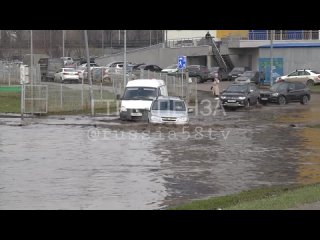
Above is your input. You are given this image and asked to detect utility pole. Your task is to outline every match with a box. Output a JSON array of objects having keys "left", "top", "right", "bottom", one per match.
[
  {"left": 101, "top": 30, "right": 104, "bottom": 56},
  {"left": 49, "top": 30, "right": 52, "bottom": 57},
  {"left": 150, "top": 30, "right": 152, "bottom": 46},
  {"left": 62, "top": 30, "right": 65, "bottom": 58},
  {"left": 124, "top": 30, "right": 127, "bottom": 88},
  {"left": 84, "top": 30, "right": 94, "bottom": 116},
  {"left": 270, "top": 30, "right": 274, "bottom": 86}
]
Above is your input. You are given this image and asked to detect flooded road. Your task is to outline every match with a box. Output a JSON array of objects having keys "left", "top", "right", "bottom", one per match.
[{"left": 1, "top": 92, "right": 320, "bottom": 209}]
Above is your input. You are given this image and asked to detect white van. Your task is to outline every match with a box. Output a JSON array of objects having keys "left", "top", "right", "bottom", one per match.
[{"left": 118, "top": 79, "right": 168, "bottom": 120}]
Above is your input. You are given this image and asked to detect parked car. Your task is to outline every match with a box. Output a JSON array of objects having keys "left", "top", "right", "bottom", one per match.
[
  {"left": 275, "top": 69, "right": 320, "bottom": 87},
  {"left": 54, "top": 68, "right": 80, "bottom": 83},
  {"left": 227, "top": 67, "right": 251, "bottom": 81},
  {"left": 61, "top": 57, "right": 73, "bottom": 66},
  {"left": 161, "top": 64, "right": 179, "bottom": 73},
  {"left": 174, "top": 39, "right": 194, "bottom": 47},
  {"left": 208, "top": 67, "right": 228, "bottom": 81},
  {"left": 220, "top": 83, "right": 260, "bottom": 109},
  {"left": 235, "top": 71, "right": 262, "bottom": 84},
  {"left": 138, "top": 64, "right": 162, "bottom": 72},
  {"left": 187, "top": 65, "right": 210, "bottom": 83},
  {"left": 46, "top": 58, "right": 64, "bottom": 82},
  {"left": 259, "top": 82, "right": 311, "bottom": 105},
  {"left": 148, "top": 96, "right": 190, "bottom": 124}
]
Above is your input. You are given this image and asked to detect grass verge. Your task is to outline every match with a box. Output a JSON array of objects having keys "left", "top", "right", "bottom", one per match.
[
  {"left": 170, "top": 183, "right": 320, "bottom": 210},
  {"left": 0, "top": 92, "right": 20, "bottom": 113}
]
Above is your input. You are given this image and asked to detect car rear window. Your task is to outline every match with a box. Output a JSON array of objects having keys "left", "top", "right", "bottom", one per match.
[{"left": 310, "top": 70, "right": 320, "bottom": 74}]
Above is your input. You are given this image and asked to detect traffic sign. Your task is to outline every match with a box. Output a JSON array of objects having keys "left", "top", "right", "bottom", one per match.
[{"left": 178, "top": 55, "right": 186, "bottom": 69}]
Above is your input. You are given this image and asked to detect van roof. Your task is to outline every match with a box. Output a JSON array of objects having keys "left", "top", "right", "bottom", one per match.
[{"left": 126, "top": 79, "right": 165, "bottom": 88}]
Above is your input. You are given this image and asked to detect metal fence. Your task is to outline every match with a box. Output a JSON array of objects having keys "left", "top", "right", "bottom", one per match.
[
  {"left": 0, "top": 62, "right": 42, "bottom": 86},
  {"left": 1, "top": 65, "right": 198, "bottom": 114}
]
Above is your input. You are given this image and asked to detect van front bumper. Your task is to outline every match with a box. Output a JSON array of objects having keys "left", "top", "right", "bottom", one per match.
[{"left": 120, "top": 109, "right": 149, "bottom": 121}]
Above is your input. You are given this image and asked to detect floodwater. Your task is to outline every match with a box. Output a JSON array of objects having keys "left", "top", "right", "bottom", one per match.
[{"left": 0, "top": 92, "right": 320, "bottom": 209}]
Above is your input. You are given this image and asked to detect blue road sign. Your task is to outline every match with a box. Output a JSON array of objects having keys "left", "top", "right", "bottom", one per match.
[{"left": 178, "top": 56, "right": 186, "bottom": 69}]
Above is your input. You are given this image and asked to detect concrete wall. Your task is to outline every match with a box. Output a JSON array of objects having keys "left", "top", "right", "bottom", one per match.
[
  {"left": 227, "top": 48, "right": 259, "bottom": 70},
  {"left": 95, "top": 45, "right": 212, "bottom": 69},
  {"left": 259, "top": 47, "right": 320, "bottom": 74}
]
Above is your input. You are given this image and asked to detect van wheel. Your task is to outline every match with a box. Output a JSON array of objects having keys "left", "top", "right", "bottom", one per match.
[
  {"left": 306, "top": 80, "right": 314, "bottom": 87},
  {"left": 300, "top": 95, "right": 309, "bottom": 105},
  {"left": 278, "top": 95, "right": 286, "bottom": 105}
]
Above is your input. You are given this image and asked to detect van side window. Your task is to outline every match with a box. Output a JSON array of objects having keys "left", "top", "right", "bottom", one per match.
[{"left": 159, "top": 86, "right": 168, "bottom": 96}]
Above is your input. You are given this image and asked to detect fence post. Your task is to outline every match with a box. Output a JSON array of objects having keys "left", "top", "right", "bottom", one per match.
[{"left": 60, "top": 83, "right": 63, "bottom": 110}]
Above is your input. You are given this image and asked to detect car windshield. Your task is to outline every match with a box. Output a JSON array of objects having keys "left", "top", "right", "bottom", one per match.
[
  {"left": 226, "top": 84, "right": 248, "bottom": 93},
  {"left": 152, "top": 100, "right": 186, "bottom": 111},
  {"left": 242, "top": 71, "right": 254, "bottom": 77},
  {"left": 270, "top": 82, "right": 288, "bottom": 91},
  {"left": 123, "top": 87, "right": 157, "bottom": 100}
]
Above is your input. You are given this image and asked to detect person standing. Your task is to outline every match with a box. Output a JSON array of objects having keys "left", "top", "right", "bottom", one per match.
[{"left": 211, "top": 72, "right": 220, "bottom": 99}]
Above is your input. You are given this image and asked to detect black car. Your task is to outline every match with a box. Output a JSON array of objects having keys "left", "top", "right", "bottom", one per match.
[
  {"left": 138, "top": 64, "right": 162, "bottom": 72},
  {"left": 187, "top": 65, "right": 210, "bottom": 83},
  {"left": 259, "top": 82, "right": 311, "bottom": 105},
  {"left": 227, "top": 67, "right": 251, "bottom": 81},
  {"left": 220, "top": 83, "right": 260, "bottom": 109},
  {"left": 208, "top": 67, "right": 228, "bottom": 81}
]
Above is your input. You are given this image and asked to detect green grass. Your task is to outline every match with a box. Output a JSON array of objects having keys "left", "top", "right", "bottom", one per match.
[
  {"left": 0, "top": 92, "right": 21, "bottom": 113},
  {"left": 170, "top": 183, "right": 320, "bottom": 210},
  {"left": 310, "top": 85, "right": 320, "bottom": 93}
]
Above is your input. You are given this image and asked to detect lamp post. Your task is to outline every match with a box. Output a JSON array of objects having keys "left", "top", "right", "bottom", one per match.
[
  {"left": 270, "top": 30, "right": 274, "bottom": 86},
  {"left": 124, "top": 30, "right": 127, "bottom": 88}
]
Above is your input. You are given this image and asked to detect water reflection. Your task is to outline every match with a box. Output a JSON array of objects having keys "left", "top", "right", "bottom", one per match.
[{"left": 0, "top": 125, "right": 166, "bottom": 209}]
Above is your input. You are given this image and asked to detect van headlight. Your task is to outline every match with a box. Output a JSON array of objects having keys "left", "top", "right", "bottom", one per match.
[
  {"left": 271, "top": 93, "right": 279, "bottom": 97},
  {"left": 220, "top": 96, "right": 226, "bottom": 99},
  {"left": 238, "top": 96, "right": 246, "bottom": 100},
  {"left": 120, "top": 106, "right": 127, "bottom": 112},
  {"left": 177, "top": 117, "right": 188, "bottom": 122}
]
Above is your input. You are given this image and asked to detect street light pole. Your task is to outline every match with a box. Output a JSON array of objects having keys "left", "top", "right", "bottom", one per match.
[
  {"left": 270, "top": 30, "right": 274, "bottom": 86},
  {"left": 124, "top": 30, "right": 127, "bottom": 88},
  {"left": 62, "top": 30, "right": 65, "bottom": 58},
  {"left": 84, "top": 30, "right": 94, "bottom": 116}
]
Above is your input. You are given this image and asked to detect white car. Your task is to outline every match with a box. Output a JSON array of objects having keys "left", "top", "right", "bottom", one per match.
[
  {"left": 61, "top": 57, "right": 74, "bottom": 66},
  {"left": 54, "top": 68, "right": 80, "bottom": 83},
  {"left": 148, "top": 96, "right": 190, "bottom": 124},
  {"left": 161, "top": 64, "right": 179, "bottom": 73},
  {"left": 276, "top": 69, "right": 320, "bottom": 87}
]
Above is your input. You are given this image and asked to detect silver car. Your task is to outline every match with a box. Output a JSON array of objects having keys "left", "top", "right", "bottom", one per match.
[
  {"left": 276, "top": 69, "right": 320, "bottom": 87},
  {"left": 148, "top": 96, "right": 190, "bottom": 124}
]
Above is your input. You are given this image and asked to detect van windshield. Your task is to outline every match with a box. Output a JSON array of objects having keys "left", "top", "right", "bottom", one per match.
[{"left": 123, "top": 87, "right": 158, "bottom": 100}]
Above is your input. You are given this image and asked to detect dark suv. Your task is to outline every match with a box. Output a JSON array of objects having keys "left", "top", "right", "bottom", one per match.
[
  {"left": 220, "top": 83, "right": 260, "bottom": 109},
  {"left": 187, "top": 65, "right": 210, "bottom": 83},
  {"left": 259, "top": 82, "right": 311, "bottom": 105}
]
